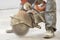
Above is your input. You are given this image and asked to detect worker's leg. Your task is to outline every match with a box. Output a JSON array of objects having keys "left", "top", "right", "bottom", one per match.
[
  {"left": 44, "top": 12, "right": 56, "bottom": 38},
  {"left": 44, "top": 0, "right": 56, "bottom": 38}
]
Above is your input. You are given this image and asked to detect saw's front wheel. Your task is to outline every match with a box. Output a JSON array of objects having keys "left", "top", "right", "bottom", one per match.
[{"left": 12, "top": 23, "right": 29, "bottom": 36}]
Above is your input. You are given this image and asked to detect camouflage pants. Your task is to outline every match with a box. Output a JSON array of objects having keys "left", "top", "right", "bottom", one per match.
[{"left": 33, "top": 12, "right": 56, "bottom": 32}]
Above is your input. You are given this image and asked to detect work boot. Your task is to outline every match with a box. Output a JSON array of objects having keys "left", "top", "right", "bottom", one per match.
[{"left": 44, "top": 30, "right": 55, "bottom": 39}]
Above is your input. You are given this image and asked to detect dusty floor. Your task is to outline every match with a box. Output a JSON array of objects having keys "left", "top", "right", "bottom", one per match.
[{"left": 0, "top": 9, "right": 60, "bottom": 40}]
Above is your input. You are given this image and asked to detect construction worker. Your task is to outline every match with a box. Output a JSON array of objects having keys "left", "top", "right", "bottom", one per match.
[
  {"left": 32, "top": 0, "right": 56, "bottom": 38},
  {"left": 44, "top": 0, "right": 56, "bottom": 38},
  {"left": 31, "top": 0, "right": 46, "bottom": 28}
]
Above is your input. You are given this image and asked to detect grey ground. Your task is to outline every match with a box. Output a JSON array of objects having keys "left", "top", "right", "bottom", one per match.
[{"left": 0, "top": 0, "right": 60, "bottom": 40}]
